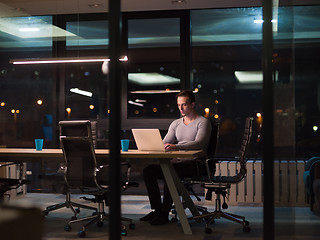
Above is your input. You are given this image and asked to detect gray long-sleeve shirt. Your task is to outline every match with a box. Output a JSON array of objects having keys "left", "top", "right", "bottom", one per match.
[{"left": 163, "top": 115, "right": 212, "bottom": 157}]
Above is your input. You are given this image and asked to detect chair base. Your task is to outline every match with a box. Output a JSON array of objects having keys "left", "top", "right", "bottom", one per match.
[
  {"left": 171, "top": 203, "right": 208, "bottom": 222},
  {"left": 65, "top": 200, "right": 135, "bottom": 237},
  {"left": 193, "top": 209, "right": 250, "bottom": 233},
  {"left": 192, "top": 191, "right": 251, "bottom": 233},
  {"left": 43, "top": 192, "right": 97, "bottom": 218}
]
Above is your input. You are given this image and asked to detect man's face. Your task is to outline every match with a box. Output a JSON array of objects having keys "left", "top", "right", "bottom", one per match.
[{"left": 177, "top": 96, "right": 194, "bottom": 117}]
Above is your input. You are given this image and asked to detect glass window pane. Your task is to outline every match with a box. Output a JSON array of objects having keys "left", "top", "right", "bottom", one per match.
[
  {"left": 0, "top": 15, "right": 53, "bottom": 148},
  {"left": 274, "top": 4, "right": 320, "bottom": 239},
  {"left": 128, "top": 18, "right": 179, "bottom": 48},
  {"left": 192, "top": 8, "right": 263, "bottom": 46},
  {"left": 0, "top": 15, "right": 52, "bottom": 51},
  {"left": 66, "top": 20, "right": 109, "bottom": 50},
  {"left": 64, "top": 62, "right": 109, "bottom": 120},
  {"left": 191, "top": 8, "right": 263, "bottom": 157},
  {"left": 127, "top": 18, "right": 180, "bottom": 119}
]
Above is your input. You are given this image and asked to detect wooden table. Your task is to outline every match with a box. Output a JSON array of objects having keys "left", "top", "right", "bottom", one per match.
[{"left": 0, "top": 148, "right": 203, "bottom": 235}]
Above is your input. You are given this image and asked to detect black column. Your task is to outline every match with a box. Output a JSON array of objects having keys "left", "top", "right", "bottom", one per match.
[
  {"left": 109, "top": 0, "right": 122, "bottom": 239},
  {"left": 262, "top": 1, "right": 274, "bottom": 240},
  {"left": 180, "top": 10, "right": 192, "bottom": 90}
]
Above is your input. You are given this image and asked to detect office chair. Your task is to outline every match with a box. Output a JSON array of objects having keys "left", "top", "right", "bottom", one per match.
[
  {"left": 191, "top": 117, "right": 253, "bottom": 233},
  {"left": 304, "top": 157, "right": 320, "bottom": 211},
  {"left": 0, "top": 162, "right": 28, "bottom": 202},
  {"left": 171, "top": 117, "right": 220, "bottom": 221},
  {"left": 43, "top": 121, "right": 98, "bottom": 219},
  {"left": 59, "top": 120, "right": 134, "bottom": 238}
]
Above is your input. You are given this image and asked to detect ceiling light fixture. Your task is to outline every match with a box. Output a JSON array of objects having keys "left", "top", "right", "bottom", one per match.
[
  {"left": 19, "top": 27, "right": 40, "bottom": 32},
  {"left": 128, "top": 72, "right": 179, "bottom": 86},
  {"left": 14, "top": 7, "right": 26, "bottom": 12},
  {"left": 88, "top": 4, "right": 104, "bottom": 8},
  {"left": 130, "top": 90, "right": 181, "bottom": 94},
  {"left": 70, "top": 88, "right": 92, "bottom": 97},
  {"left": 9, "top": 56, "right": 128, "bottom": 65},
  {"left": 254, "top": 19, "right": 277, "bottom": 24},
  {"left": 128, "top": 100, "right": 144, "bottom": 107},
  {"left": 234, "top": 71, "right": 263, "bottom": 83},
  {"left": 171, "top": 0, "right": 186, "bottom": 4}
]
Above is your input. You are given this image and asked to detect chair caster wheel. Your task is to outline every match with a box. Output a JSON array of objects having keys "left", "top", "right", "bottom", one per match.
[
  {"left": 243, "top": 226, "right": 251, "bottom": 232},
  {"left": 64, "top": 225, "right": 71, "bottom": 232},
  {"left": 97, "top": 221, "right": 104, "bottom": 227},
  {"left": 129, "top": 223, "right": 135, "bottom": 229},
  {"left": 78, "top": 230, "right": 86, "bottom": 238},
  {"left": 76, "top": 208, "right": 80, "bottom": 214},
  {"left": 244, "top": 220, "right": 250, "bottom": 226},
  {"left": 222, "top": 202, "right": 228, "bottom": 209},
  {"left": 121, "top": 229, "right": 127, "bottom": 236},
  {"left": 205, "top": 227, "right": 212, "bottom": 234}
]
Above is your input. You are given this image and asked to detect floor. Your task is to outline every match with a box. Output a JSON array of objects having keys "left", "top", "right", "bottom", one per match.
[{"left": 4, "top": 193, "right": 320, "bottom": 240}]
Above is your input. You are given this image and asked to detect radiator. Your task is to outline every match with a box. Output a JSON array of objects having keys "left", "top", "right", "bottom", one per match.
[{"left": 204, "top": 160, "right": 308, "bottom": 207}]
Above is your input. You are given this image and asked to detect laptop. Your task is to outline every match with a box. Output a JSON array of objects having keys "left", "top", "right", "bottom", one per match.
[{"left": 132, "top": 129, "right": 165, "bottom": 152}]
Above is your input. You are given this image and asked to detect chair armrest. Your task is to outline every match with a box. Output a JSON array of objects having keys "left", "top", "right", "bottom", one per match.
[
  {"left": 97, "top": 164, "right": 110, "bottom": 171},
  {"left": 204, "top": 156, "right": 240, "bottom": 178},
  {"left": 0, "top": 162, "right": 20, "bottom": 168},
  {"left": 214, "top": 156, "right": 241, "bottom": 162},
  {"left": 204, "top": 157, "right": 215, "bottom": 177}
]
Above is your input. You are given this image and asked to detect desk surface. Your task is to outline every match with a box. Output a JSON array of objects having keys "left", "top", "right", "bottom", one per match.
[
  {"left": 0, "top": 148, "right": 202, "bottom": 235},
  {"left": 0, "top": 148, "right": 203, "bottom": 160}
]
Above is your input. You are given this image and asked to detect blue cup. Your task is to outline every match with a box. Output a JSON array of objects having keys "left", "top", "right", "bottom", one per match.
[
  {"left": 121, "top": 139, "right": 130, "bottom": 152},
  {"left": 35, "top": 139, "right": 44, "bottom": 151}
]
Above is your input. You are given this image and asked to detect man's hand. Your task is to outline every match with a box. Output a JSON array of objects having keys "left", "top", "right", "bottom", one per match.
[{"left": 164, "top": 143, "right": 177, "bottom": 151}]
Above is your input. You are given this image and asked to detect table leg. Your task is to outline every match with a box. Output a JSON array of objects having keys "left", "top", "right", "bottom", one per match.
[
  {"left": 166, "top": 163, "right": 200, "bottom": 218},
  {"left": 159, "top": 160, "right": 197, "bottom": 235}
]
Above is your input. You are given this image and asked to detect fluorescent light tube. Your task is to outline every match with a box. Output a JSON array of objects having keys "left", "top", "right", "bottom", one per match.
[
  {"left": 234, "top": 71, "right": 263, "bottom": 83},
  {"left": 128, "top": 100, "right": 144, "bottom": 107},
  {"left": 9, "top": 56, "right": 128, "bottom": 65},
  {"left": 70, "top": 88, "right": 93, "bottom": 97}
]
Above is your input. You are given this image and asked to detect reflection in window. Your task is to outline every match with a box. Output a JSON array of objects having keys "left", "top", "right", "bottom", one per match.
[
  {"left": 0, "top": 15, "right": 53, "bottom": 51},
  {"left": 66, "top": 20, "right": 109, "bottom": 50},
  {"left": 191, "top": 8, "right": 263, "bottom": 156},
  {"left": 65, "top": 63, "right": 108, "bottom": 120},
  {"left": 127, "top": 18, "right": 181, "bottom": 118},
  {"left": 128, "top": 18, "right": 180, "bottom": 48}
]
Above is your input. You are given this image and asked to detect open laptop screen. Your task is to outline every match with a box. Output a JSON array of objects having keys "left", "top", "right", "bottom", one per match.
[{"left": 131, "top": 129, "right": 165, "bottom": 152}]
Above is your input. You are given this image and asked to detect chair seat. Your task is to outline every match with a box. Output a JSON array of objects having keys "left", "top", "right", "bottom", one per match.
[
  {"left": 0, "top": 178, "right": 28, "bottom": 188},
  {"left": 0, "top": 178, "right": 28, "bottom": 199},
  {"left": 191, "top": 175, "right": 240, "bottom": 184}
]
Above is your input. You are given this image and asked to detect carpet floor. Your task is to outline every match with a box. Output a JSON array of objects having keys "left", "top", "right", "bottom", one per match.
[{"left": 5, "top": 193, "right": 320, "bottom": 240}]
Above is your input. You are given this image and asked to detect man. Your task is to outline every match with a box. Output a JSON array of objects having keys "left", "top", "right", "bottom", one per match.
[{"left": 140, "top": 90, "right": 212, "bottom": 225}]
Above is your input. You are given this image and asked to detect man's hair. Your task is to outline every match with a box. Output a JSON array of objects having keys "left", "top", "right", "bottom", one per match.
[{"left": 176, "top": 90, "right": 195, "bottom": 103}]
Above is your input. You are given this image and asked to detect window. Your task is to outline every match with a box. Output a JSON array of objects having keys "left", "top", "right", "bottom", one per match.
[{"left": 126, "top": 17, "right": 181, "bottom": 119}]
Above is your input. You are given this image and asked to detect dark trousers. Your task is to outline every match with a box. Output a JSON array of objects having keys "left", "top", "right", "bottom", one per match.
[{"left": 143, "top": 158, "right": 207, "bottom": 213}]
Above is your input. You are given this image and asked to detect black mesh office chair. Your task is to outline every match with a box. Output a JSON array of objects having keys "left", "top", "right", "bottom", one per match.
[
  {"left": 191, "top": 117, "right": 253, "bottom": 233},
  {"left": 0, "top": 162, "right": 28, "bottom": 202},
  {"left": 59, "top": 120, "right": 134, "bottom": 238},
  {"left": 43, "top": 121, "right": 97, "bottom": 219}
]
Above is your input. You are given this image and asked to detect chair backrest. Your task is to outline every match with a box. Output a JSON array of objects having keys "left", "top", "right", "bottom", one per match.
[
  {"left": 59, "top": 120, "right": 100, "bottom": 189},
  {"left": 232, "top": 117, "right": 253, "bottom": 182},
  {"left": 206, "top": 118, "right": 220, "bottom": 158},
  {"left": 204, "top": 118, "right": 220, "bottom": 176},
  {"left": 211, "top": 117, "right": 253, "bottom": 184},
  {"left": 59, "top": 120, "right": 97, "bottom": 147}
]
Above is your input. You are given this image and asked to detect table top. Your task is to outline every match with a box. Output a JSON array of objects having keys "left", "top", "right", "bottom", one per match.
[{"left": 0, "top": 148, "right": 203, "bottom": 160}]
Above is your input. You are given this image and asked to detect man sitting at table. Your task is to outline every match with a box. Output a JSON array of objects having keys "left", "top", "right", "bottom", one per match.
[{"left": 140, "top": 90, "right": 212, "bottom": 225}]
